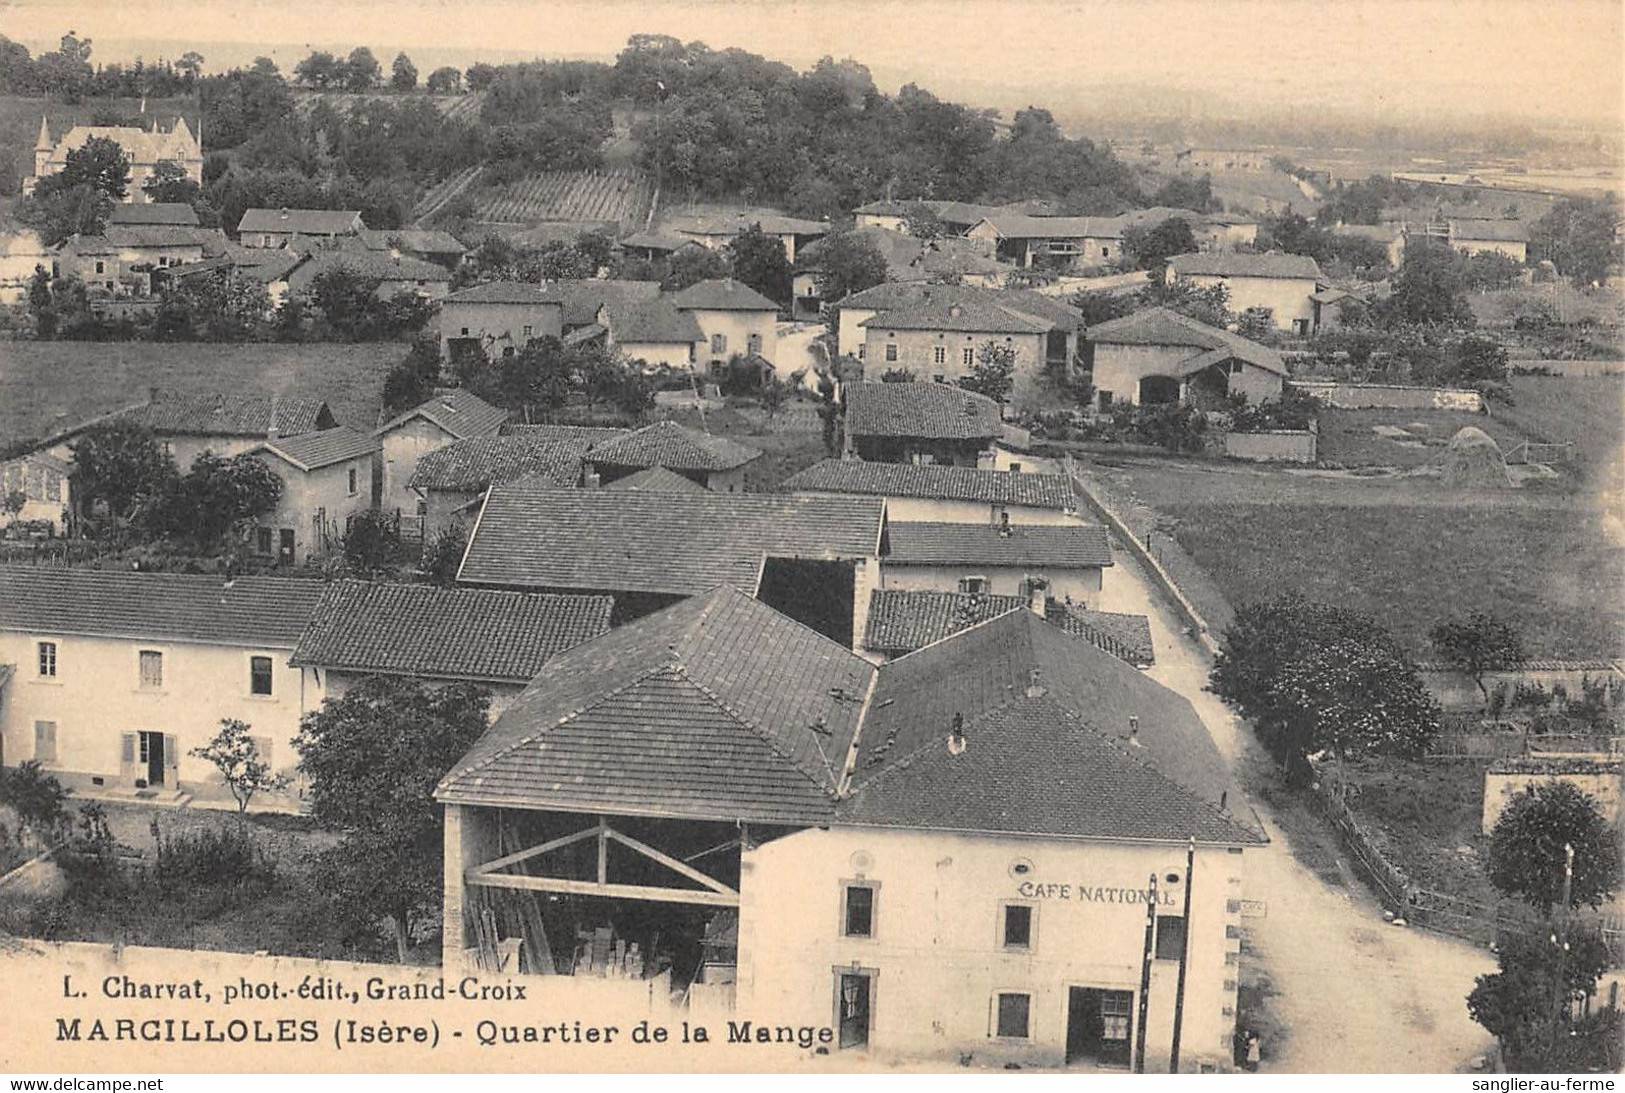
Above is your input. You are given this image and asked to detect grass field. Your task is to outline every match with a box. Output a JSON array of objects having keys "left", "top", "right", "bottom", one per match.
[
  {"left": 1090, "top": 456, "right": 1624, "bottom": 659},
  {"left": 1317, "top": 406, "right": 1532, "bottom": 470},
  {"left": 1341, "top": 757, "right": 1501, "bottom": 906},
  {"left": 1494, "top": 373, "right": 1625, "bottom": 495},
  {"left": 0, "top": 341, "right": 404, "bottom": 449}
]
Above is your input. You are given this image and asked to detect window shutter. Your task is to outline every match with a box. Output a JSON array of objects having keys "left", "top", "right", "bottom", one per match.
[
  {"left": 165, "top": 734, "right": 180, "bottom": 773},
  {"left": 120, "top": 732, "right": 137, "bottom": 776},
  {"left": 252, "top": 736, "right": 274, "bottom": 772},
  {"left": 33, "top": 721, "right": 56, "bottom": 763}
]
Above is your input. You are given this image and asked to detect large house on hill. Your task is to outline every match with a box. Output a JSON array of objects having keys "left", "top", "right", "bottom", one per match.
[
  {"left": 28, "top": 118, "right": 202, "bottom": 202},
  {"left": 1083, "top": 307, "right": 1286, "bottom": 409}
]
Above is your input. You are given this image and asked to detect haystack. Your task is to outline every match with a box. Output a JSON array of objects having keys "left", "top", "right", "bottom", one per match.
[{"left": 1439, "top": 426, "right": 1512, "bottom": 488}]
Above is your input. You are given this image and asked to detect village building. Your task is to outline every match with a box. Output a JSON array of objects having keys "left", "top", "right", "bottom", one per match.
[
  {"left": 663, "top": 212, "right": 829, "bottom": 264},
  {"left": 28, "top": 117, "right": 202, "bottom": 202},
  {"left": 667, "top": 278, "right": 782, "bottom": 369},
  {"left": 108, "top": 203, "right": 201, "bottom": 228},
  {"left": 1083, "top": 307, "right": 1286, "bottom": 409},
  {"left": 858, "top": 298, "right": 1052, "bottom": 395},
  {"left": 582, "top": 420, "right": 761, "bottom": 493},
  {"left": 602, "top": 465, "right": 711, "bottom": 493},
  {"left": 555, "top": 279, "right": 663, "bottom": 334},
  {"left": 55, "top": 222, "right": 226, "bottom": 295},
  {"left": 409, "top": 435, "right": 585, "bottom": 542},
  {"left": 0, "top": 567, "right": 324, "bottom": 804},
  {"left": 842, "top": 382, "right": 1001, "bottom": 466},
  {"left": 49, "top": 390, "right": 338, "bottom": 470},
  {"left": 1164, "top": 252, "right": 1324, "bottom": 336},
  {"left": 1331, "top": 223, "right": 1406, "bottom": 268},
  {"left": 859, "top": 589, "right": 1153, "bottom": 667},
  {"left": 1309, "top": 287, "right": 1363, "bottom": 334},
  {"left": 784, "top": 459, "right": 1079, "bottom": 526},
  {"left": 438, "top": 281, "right": 565, "bottom": 362},
  {"left": 880, "top": 520, "right": 1113, "bottom": 607},
  {"left": 436, "top": 588, "right": 1262, "bottom": 1071},
  {"left": 163, "top": 248, "right": 305, "bottom": 310},
  {"left": 355, "top": 227, "right": 469, "bottom": 269},
  {"left": 793, "top": 230, "right": 1004, "bottom": 320},
  {"left": 0, "top": 229, "right": 51, "bottom": 304},
  {"left": 590, "top": 300, "right": 704, "bottom": 369},
  {"left": 853, "top": 199, "right": 911, "bottom": 232},
  {"left": 0, "top": 451, "right": 71, "bottom": 535},
  {"left": 236, "top": 208, "right": 366, "bottom": 249},
  {"left": 284, "top": 249, "right": 452, "bottom": 302},
  {"left": 456, "top": 482, "right": 886, "bottom": 644},
  {"left": 1447, "top": 219, "right": 1530, "bottom": 262},
  {"left": 248, "top": 427, "right": 379, "bottom": 565},
  {"left": 966, "top": 214, "right": 1124, "bottom": 271},
  {"left": 289, "top": 580, "right": 612, "bottom": 717},
  {"left": 616, "top": 230, "right": 703, "bottom": 263},
  {"left": 374, "top": 388, "right": 509, "bottom": 524}
]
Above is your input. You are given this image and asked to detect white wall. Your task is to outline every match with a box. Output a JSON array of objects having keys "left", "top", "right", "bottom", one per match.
[
  {"left": 688, "top": 309, "right": 779, "bottom": 368},
  {"left": 872, "top": 495, "right": 1079, "bottom": 527},
  {"left": 881, "top": 562, "right": 1103, "bottom": 608},
  {"left": 737, "top": 825, "right": 1246, "bottom": 1071},
  {"left": 0, "top": 631, "right": 304, "bottom": 795},
  {"left": 1174, "top": 273, "right": 1317, "bottom": 331},
  {"left": 616, "top": 339, "right": 699, "bottom": 370},
  {"left": 253, "top": 454, "right": 374, "bottom": 563},
  {"left": 379, "top": 416, "right": 456, "bottom": 517},
  {"left": 439, "top": 300, "right": 564, "bottom": 359}
]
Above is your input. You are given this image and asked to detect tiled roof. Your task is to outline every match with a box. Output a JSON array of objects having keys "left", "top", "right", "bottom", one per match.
[
  {"left": 441, "top": 281, "right": 564, "bottom": 306},
  {"left": 117, "top": 391, "right": 334, "bottom": 438},
  {"left": 667, "top": 278, "right": 780, "bottom": 312},
  {"left": 845, "top": 382, "right": 1001, "bottom": 441},
  {"left": 859, "top": 296, "right": 1051, "bottom": 334},
  {"left": 846, "top": 609, "right": 1261, "bottom": 843},
  {"left": 1449, "top": 219, "right": 1529, "bottom": 243},
  {"left": 255, "top": 426, "right": 377, "bottom": 471},
  {"left": 358, "top": 228, "right": 467, "bottom": 255},
  {"left": 108, "top": 203, "right": 200, "bottom": 228},
  {"left": 409, "top": 435, "right": 583, "bottom": 492},
  {"left": 604, "top": 465, "right": 709, "bottom": 492},
  {"left": 554, "top": 279, "right": 661, "bottom": 327},
  {"left": 863, "top": 590, "right": 1027, "bottom": 653},
  {"left": 376, "top": 389, "right": 508, "bottom": 441},
  {"left": 854, "top": 199, "right": 910, "bottom": 216},
  {"left": 104, "top": 225, "right": 221, "bottom": 249},
  {"left": 291, "top": 580, "right": 611, "bottom": 683},
  {"left": 838, "top": 282, "right": 1083, "bottom": 332},
  {"left": 285, "top": 250, "right": 450, "bottom": 292},
  {"left": 618, "top": 231, "right": 693, "bottom": 253},
  {"left": 498, "top": 423, "right": 630, "bottom": 447},
  {"left": 887, "top": 521, "right": 1112, "bottom": 567},
  {"left": 1045, "top": 603, "right": 1156, "bottom": 666},
  {"left": 605, "top": 299, "right": 704, "bottom": 344},
  {"left": 1168, "top": 251, "right": 1323, "bottom": 281},
  {"left": 0, "top": 566, "right": 324, "bottom": 648},
  {"left": 784, "top": 459, "right": 1075, "bottom": 510},
  {"left": 436, "top": 586, "right": 876, "bottom": 824},
  {"left": 665, "top": 213, "right": 829, "bottom": 238},
  {"left": 237, "top": 208, "right": 364, "bottom": 236},
  {"left": 457, "top": 483, "right": 885, "bottom": 595},
  {"left": 1084, "top": 307, "right": 1286, "bottom": 375},
  {"left": 585, "top": 420, "right": 761, "bottom": 473},
  {"left": 974, "top": 213, "right": 1125, "bottom": 241}
]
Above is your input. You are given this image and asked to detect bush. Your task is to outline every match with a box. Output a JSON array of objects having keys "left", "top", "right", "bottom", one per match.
[
  {"left": 152, "top": 819, "right": 277, "bottom": 889},
  {"left": 0, "top": 761, "right": 69, "bottom": 845}
]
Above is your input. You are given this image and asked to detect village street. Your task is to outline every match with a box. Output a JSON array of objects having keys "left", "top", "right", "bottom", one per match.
[{"left": 1107, "top": 546, "right": 1499, "bottom": 1073}]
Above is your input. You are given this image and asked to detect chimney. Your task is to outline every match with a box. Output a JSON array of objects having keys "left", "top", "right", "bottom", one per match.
[
  {"left": 1024, "top": 575, "right": 1048, "bottom": 616},
  {"left": 947, "top": 713, "right": 966, "bottom": 756},
  {"left": 1025, "top": 668, "right": 1046, "bottom": 700},
  {"left": 998, "top": 510, "right": 1011, "bottom": 537},
  {"left": 267, "top": 394, "right": 280, "bottom": 441},
  {"left": 147, "top": 386, "right": 160, "bottom": 403},
  {"left": 583, "top": 470, "right": 600, "bottom": 489},
  {"left": 1128, "top": 716, "right": 1143, "bottom": 747}
]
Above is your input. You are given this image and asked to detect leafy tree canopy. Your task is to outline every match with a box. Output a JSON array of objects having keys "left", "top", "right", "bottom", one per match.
[{"left": 1488, "top": 782, "right": 1621, "bottom": 914}]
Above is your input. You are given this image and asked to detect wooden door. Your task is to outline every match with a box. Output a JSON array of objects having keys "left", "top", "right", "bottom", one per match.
[{"left": 837, "top": 973, "right": 871, "bottom": 1049}]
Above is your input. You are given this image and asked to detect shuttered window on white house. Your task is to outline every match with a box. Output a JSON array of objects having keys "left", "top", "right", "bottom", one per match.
[
  {"left": 33, "top": 721, "right": 56, "bottom": 763},
  {"left": 138, "top": 650, "right": 164, "bottom": 689}
]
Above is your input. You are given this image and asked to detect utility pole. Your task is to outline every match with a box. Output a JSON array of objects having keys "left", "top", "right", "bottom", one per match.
[
  {"left": 1169, "top": 837, "right": 1196, "bottom": 1073},
  {"left": 1549, "top": 842, "right": 1575, "bottom": 1062},
  {"left": 1134, "top": 872, "right": 1158, "bottom": 1074}
]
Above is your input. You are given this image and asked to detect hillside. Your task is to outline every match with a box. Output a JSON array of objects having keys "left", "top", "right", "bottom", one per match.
[
  {"left": 461, "top": 166, "right": 654, "bottom": 230},
  {"left": 290, "top": 88, "right": 484, "bottom": 121}
]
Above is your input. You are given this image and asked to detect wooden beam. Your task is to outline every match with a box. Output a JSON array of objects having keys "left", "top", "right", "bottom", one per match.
[
  {"left": 470, "top": 823, "right": 601, "bottom": 876},
  {"left": 595, "top": 816, "right": 608, "bottom": 885},
  {"left": 604, "top": 825, "right": 738, "bottom": 896},
  {"left": 467, "top": 871, "right": 739, "bottom": 908},
  {"left": 683, "top": 838, "right": 740, "bottom": 864}
]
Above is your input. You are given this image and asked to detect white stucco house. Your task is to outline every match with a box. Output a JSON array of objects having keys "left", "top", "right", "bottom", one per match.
[
  {"left": 249, "top": 427, "right": 379, "bottom": 565},
  {"left": 1165, "top": 252, "right": 1324, "bottom": 336},
  {"left": 1083, "top": 307, "right": 1287, "bottom": 409},
  {"left": 668, "top": 278, "right": 781, "bottom": 369},
  {"left": 374, "top": 389, "right": 509, "bottom": 523}
]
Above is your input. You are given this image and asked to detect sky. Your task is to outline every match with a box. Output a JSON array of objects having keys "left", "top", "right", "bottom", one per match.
[{"left": 1, "top": 0, "right": 1621, "bottom": 129}]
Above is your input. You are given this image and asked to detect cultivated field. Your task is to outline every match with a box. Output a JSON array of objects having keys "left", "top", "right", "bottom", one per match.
[
  {"left": 1087, "top": 455, "right": 1624, "bottom": 660},
  {"left": 0, "top": 340, "right": 403, "bottom": 449},
  {"left": 466, "top": 166, "right": 654, "bottom": 228},
  {"left": 291, "top": 89, "right": 483, "bottom": 121}
]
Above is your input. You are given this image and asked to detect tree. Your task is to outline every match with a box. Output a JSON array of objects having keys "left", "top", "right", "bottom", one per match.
[
  {"left": 0, "top": 761, "right": 68, "bottom": 847},
  {"left": 294, "top": 676, "right": 491, "bottom": 959},
  {"left": 380, "top": 337, "right": 443, "bottom": 417},
  {"left": 190, "top": 719, "right": 287, "bottom": 813},
  {"left": 1210, "top": 597, "right": 1440, "bottom": 784},
  {"left": 294, "top": 51, "right": 342, "bottom": 89},
  {"left": 1487, "top": 783, "right": 1621, "bottom": 915},
  {"left": 15, "top": 181, "right": 114, "bottom": 247},
  {"left": 390, "top": 52, "right": 418, "bottom": 91},
  {"left": 661, "top": 246, "right": 729, "bottom": 291},
  {"left": 342, "top": 509, "right": 400, "bottom": 570},
  {"left": 726, "top": 225, "right": 793, "bottom": 307},
  {"left": 902, "top": 202, "right": 948, "bottom": 240},
  {"left": 176, "top": 51, "right": 205, "bottom": 82},
  {"left": 759, "top": 374, "right": 791, "bottom": 419},
  {"left": 1379, "top": 242, "right": 1475, "bottom": 327},
  {"left": 51, "top": 135, "right": 132, "bottom": 200},
  {"left": 809, "top": 231, "right": 889, "bottom": 305},
  {"left": 1430, "top": 613, "right": 1525, "bottom": 708},
  {"left": 1138, "top": 277, "right": 1232, "bottom": 328},
  {"left": 1068, "top": 287, "right": 1138, "bottom": 327},
  {"left": 958, "top": 340, "right": 1017, "bottom": 403},
  {"left": 425, "top": 66, "right": 462, "bottom": 94},
  {"left": 142, "top": 159, "right": 202, "bottom": 206},
  {"left": 1529, "top": 197, "right": 1621, "bottom": 287},
  {"left": 1468, "top": 925, "right": 1618, "bottom": 1072},
  {"left": 3, "top": 490, "right": 25, "bottom": 523},
  {"left": 70, "top": 421, "right": 177, "bottom": 523},
  {"left": 1124, "top": 217, "right": 1197, "bottom": 270},
  {"left": 421, "top": 524, "right": 468, "bottom": 585},
  {"left": 156, "top": 451, "right": 283, "bottom": 551},
  {"left": 343, "top": 47, "right": 382, "bottom": 91}
]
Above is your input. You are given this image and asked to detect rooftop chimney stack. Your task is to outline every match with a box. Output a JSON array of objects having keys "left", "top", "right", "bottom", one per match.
[
  {"left": 1128, "top": 716, "right": 1142, "bottom": 747},
  {"left": 947, "top": 713, "right": 966, "bottom": 756},
  {"left": 1025, "top": 668, "right": 1046, "bottom": 699},
  {"left": 267, "top": 394, "right": 280, "bottom": 441},
  {"left": 998, "top": 511, "right": 1011, "bottom": 537}
]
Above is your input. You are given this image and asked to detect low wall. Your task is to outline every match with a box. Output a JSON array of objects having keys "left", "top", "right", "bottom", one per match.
[
  {"left": 1291, "top": 381, "right": 1484, "bottom": 412},
  {"left": 1224, "top": 430, "right": 1317, "bottom": 463},
  {"left": 1417, "top": 662, "right": 1623, "bottom": 711},
  {"left": 1483, "top": 758, "right": 1624, "bottom": 833}
]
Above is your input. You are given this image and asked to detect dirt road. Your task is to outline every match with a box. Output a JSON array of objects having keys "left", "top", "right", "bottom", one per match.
[{"left": 1109, "top": 548, "right": 1498, "bottom": 1073}]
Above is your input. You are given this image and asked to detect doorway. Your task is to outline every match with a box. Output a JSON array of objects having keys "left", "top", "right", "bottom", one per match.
[
  {"left": 138, "top": 730, "right": 166, "bottom": 787},
  {"left": 836, "top": 972, "right": 872, "bottom": 1049},
  {"left": 278, "top": 528, "right": 295, "bottom": 565},
  {"left": 1066, "top": 987, "right": 1133, "bottom": 1068}
]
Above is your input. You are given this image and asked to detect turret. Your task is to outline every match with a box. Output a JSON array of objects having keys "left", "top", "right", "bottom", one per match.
[{"left": 33, "top": 116, "right": 51, "bottom": 180}]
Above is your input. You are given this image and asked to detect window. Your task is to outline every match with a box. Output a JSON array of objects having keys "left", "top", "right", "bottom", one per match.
[
  {"left": 250, "top": 656, "right": 274, "bottom": 696},
  {"left": 1155, "top": 914, "right": 1187, "bottom": 961},
  {"left": 347, "top": 467, "right": 359, "bottom": 496},
  {"left": 994, "top": 993, "right": 1031, "bottom": 1039},
  {"left": 885, "top": 343, "right": 898, "bottom": 362},
  {"left": 33, "top": 721, "right": 57, "bottom": 763},
  {"left": 1009, "top": 462, "right": 1023, "bottom": 473},
  {"left": 94, "top": 261, "right": 106, "bottom": 275},
  {"left": 958, "top": 575, "right": 987, "bottom": 595},
  {"left": 962, "top": 347, "right": 974, "bottom": 367},
  {"left": 256, "top": 526, "right": 273, "bottom": 555},
  {"left": 842, "top": 884, "right": 875, "bottom": 938},
  {"left": 747, "top": 333, "right": 762, "bottom": 355},
  {"left": 460, "top": 326, "right": 470, "bottom": 336},
  {"left": 857, "top": 343, "right": 866, "bottom": 361},
  {"left": 1101, "top": 247, "right": 1111, "bottom": 259},
  {"left": 932, "top": 374, "right": 945, "bottom": 384},
  {"left": 711, "top": 333, "right": 727, "bottom": 355},
  {"left": 138, "top": 650, "right": 164, "bottom": 690},
  {"left": 522, "top": 325, "right": 533, "bottom": 338},
  {"left": 37, "top": 641, "right": 57, "bottom": 678},
  {"left": 933, "top": 345, "right": 946, "bottom": 366},
  {"left": 1098, "top": 390, "right": 1114, "bottom": 411},
  {"left": 1100, "top": 992, "right": 1133, "bottom": 1041},
  {"left": 1001, "top": 904, "right": 1033, "bottom": 949}
]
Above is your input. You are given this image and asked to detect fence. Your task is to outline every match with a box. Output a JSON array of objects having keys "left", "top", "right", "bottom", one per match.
[{"left": 1504, "top": 439, "right": 1577, "bottom": 466}]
